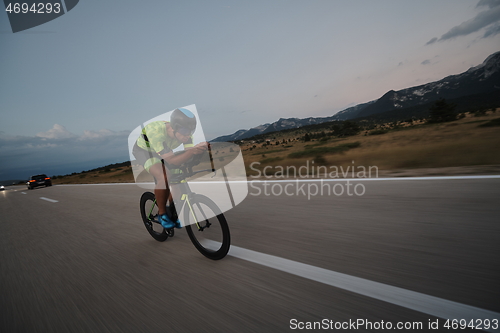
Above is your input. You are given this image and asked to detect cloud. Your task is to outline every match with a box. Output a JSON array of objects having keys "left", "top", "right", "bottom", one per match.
[
  {"left": 37, "top": 124, "right": 76, "bottom": 139},
  {"left": 80, "top": 128, "right": 121, "bottom": 140},
  {"left": 477, "top": 0, "right": 500, "bottom": 9},
  {"left": 426, "top": 37, "right": 438, "bottom": 45},
  {"left": 0, "top": 125, "right": 130, "bottom": 180},
  {"left": 483, "top": 22, "right": 500, "bottom": 37},
  {"left": 427, "top": 0, "right": 500, "bottom": 44},
  {"left": 440, "top": 6, "right": 500, "bottom": 40}
]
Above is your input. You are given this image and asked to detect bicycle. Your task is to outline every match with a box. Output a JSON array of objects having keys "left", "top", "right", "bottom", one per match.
[{"left": 139, "top": 152, "right": 231, "bottom": 260}]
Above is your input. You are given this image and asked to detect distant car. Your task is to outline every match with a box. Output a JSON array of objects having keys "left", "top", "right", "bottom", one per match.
[
  {"left": 27, "top": 174, "right": 52, "bottom": 190},
  {"left": 0, "top": 185, "right": 4, "bottom": 191}
]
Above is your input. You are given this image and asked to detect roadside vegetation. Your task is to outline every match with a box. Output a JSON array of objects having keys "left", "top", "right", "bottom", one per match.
[
  {"left": 52, "top": 161, "right": 134, "bottom": 184},
  {"left": 241, "top": 105, "right": 500, "bottom": 178}
]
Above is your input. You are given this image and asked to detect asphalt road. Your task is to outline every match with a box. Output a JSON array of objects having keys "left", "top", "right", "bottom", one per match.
[{"left": 1, "top": 178, "right": 499, "bottom": 332}]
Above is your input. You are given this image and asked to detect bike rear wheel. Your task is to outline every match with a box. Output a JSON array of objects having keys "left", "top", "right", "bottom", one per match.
[
  {"left": 184, "top": 194, "right": 230, "bottom": 260},
  {"left": 140, "top": 192, "right": 173, "bottom": 241}
]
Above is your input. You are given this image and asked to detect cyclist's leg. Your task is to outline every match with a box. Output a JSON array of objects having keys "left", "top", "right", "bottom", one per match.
[
  {"left": 148, "top": 162, "right": 170, "bottom": 215},
  {"left": 134, "top": 144, "right": 176, "bottom": 229},
  {"left": 133, "top": 143, "right": 170, "bottom": 213}
]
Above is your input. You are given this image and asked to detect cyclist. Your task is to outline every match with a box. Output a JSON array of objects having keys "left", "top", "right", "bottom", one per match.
[{"left": 132, "top": 108, "right": 209, "bottom": 229}]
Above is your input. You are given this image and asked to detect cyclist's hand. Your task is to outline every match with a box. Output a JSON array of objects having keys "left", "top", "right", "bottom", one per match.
[{"left": 192, "top": 142, "right": 209, "bottom": 154}]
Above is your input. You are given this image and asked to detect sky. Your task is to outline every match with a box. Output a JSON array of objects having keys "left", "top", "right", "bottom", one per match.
[{"left": 1, "top": 0, "right": 500, "bottom": 181}]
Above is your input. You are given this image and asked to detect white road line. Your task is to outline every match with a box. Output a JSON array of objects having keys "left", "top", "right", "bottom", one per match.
[
  {"left": 40, "top": 197, "right": 58, "bottom": 203},
  {"left": 203, "top": 241, "right": 500, "bottom": 332},
  {"left": 21, "top": 192, "right": 26, "bottom": 194},
  {"left": 248, "top": 175, "right": 500, "bottom": 183},
  {"left": 197, "top": 175, "right": 500, "bottom": 184}
]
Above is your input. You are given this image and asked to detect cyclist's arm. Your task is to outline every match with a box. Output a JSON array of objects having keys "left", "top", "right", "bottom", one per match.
[
  {"left": 160, "top": 143, "right": 208, "bottom": 166},
  {"left": 160, "top": 149, "right": 197, "bottom": 166}
]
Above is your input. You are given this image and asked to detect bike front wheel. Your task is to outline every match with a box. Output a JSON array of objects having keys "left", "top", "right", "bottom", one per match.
[
  {"left": 140, "top": 192, "right": 172, "bottom": 242},
  {"left": 184, "top": 194, "right": 230, "bottom": 260}
]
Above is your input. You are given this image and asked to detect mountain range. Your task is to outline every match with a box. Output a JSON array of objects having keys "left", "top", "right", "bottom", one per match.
[{"left": 212, "top": 51, "right": 500, "bottom": 142}]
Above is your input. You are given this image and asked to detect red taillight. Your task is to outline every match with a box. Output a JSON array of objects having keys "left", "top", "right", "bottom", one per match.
[
  {"left": 29, "top": 180, "right": 35, "bottom": 182},
  {"left": 45, "top": 178, "right": 50, "bottom": 180}
]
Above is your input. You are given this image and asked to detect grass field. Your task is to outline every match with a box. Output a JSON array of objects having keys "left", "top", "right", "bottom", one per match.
[
  {"left": 241, "top": 111, "right": 500, "bottom": 178},
  {"left": 52, "top": 111, "right": 500, "bottom": 184}
]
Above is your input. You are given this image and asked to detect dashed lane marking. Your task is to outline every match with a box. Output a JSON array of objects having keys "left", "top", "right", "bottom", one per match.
[{"left": 40, "top": 197, "right": 58, "bottom": 203}]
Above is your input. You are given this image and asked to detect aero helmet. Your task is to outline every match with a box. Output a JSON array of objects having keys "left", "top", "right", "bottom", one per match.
[{"left": 170, "top": 108, "right": 197, "bottom": 136}]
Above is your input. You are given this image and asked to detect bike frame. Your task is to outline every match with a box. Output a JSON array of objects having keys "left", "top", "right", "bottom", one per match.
[{"left": 148, "top": 167, "right": 215, "bottom": 231}]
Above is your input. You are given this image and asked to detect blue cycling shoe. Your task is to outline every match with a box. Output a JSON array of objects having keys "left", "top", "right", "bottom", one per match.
[
  {"left": 158, "top": 214, "right": 176, "bottom": 229},
  {"left": 158, "top": 214, "right": 183, "bottom": 229}
]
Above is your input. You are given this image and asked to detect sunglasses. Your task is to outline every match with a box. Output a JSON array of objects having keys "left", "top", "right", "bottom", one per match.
[{"left": 177, "top": 127, "right": 194, "bottom": 136}]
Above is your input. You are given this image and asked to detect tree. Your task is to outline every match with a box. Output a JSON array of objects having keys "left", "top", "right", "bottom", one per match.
[
  {"left": 428, "top": 99, "right": 456, "bottom": 123},
  {"left": 339, "top": 121, "right": 360, "bottom": 136}
]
